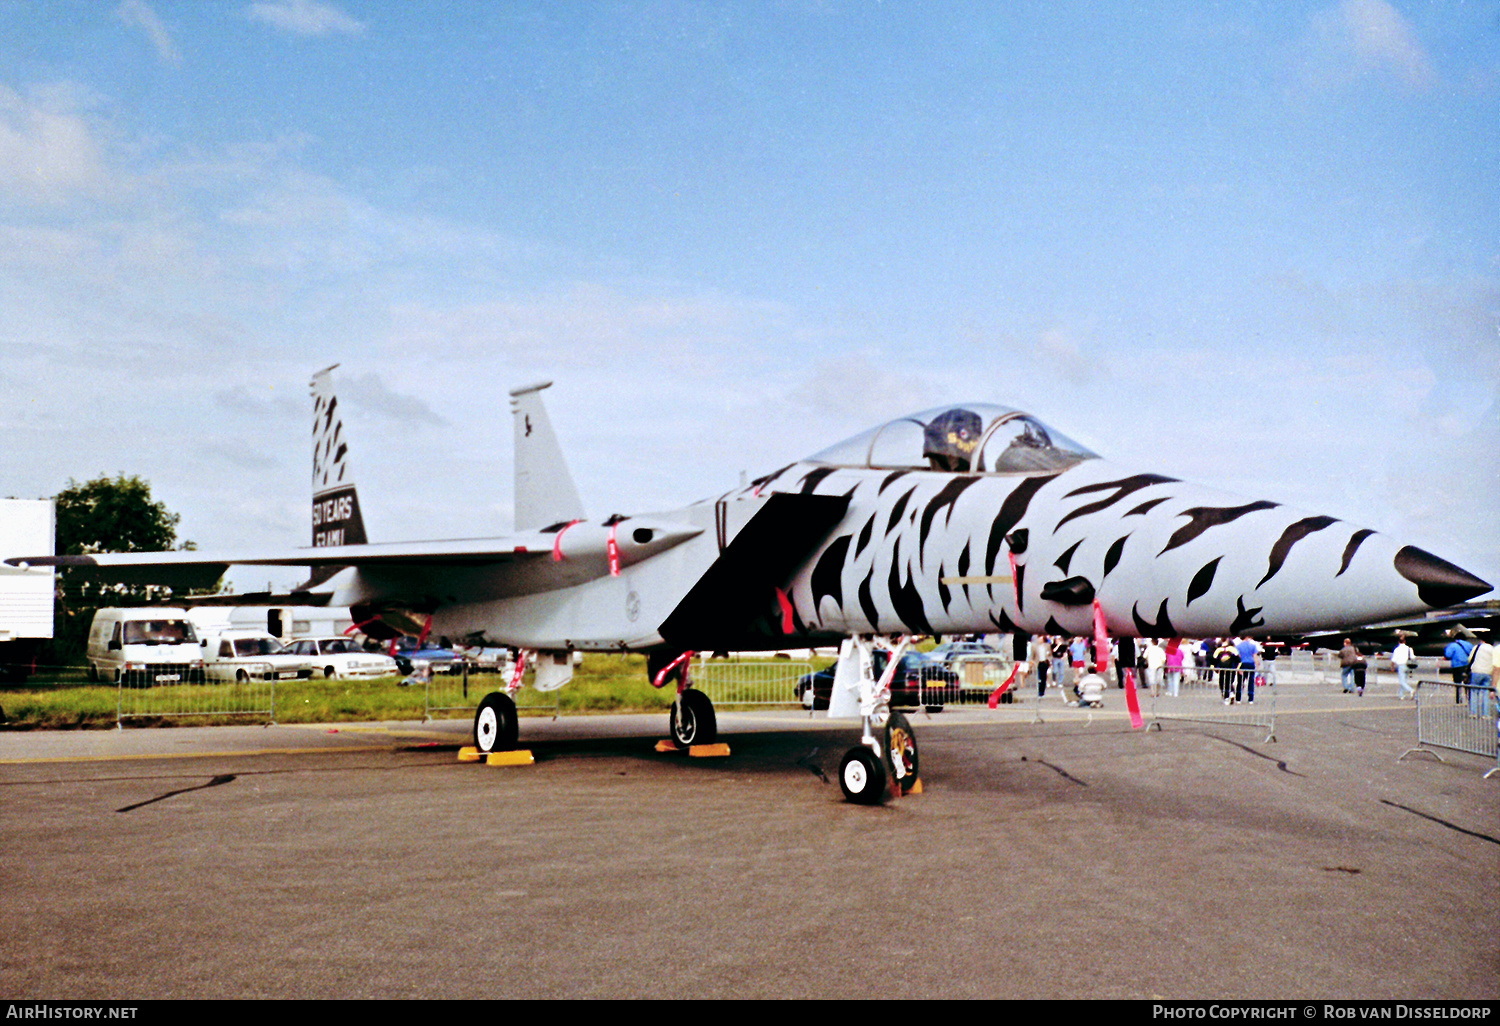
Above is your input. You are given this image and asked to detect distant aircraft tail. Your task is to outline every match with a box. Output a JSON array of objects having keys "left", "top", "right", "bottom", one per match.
[
  {"left": 310, "top": 364, "right": 369, "bottom": 548},
  {"left": 509, "top": 381, "right": 585, "bottom": 531}
]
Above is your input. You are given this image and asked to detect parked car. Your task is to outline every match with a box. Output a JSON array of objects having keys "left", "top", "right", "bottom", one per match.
[
  {"left": 200, "top": 630, "right": 316, "bottom": 682},
  {"left": 927, "top": 640, "right": 999, "bottom": 668},
  {"left": 795, "top": 649, "right": 959, "bottom": 711},
  {"left": 286, "top": 636, "right": 399, "bottom": 679},
  {"left": 389, "top": 636, "right": 462, "bottom": 676},
  {"left": 451, "top": 644, "right": 513, "bottom": 676}
]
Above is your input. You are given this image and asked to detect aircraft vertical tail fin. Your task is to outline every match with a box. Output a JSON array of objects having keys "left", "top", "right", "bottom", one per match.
[
  {"left": 310, "top": 364, "right": 369, "bottom": 548},
  {"left": 510, "top": 381, "right": 585, "bottom": 531}
]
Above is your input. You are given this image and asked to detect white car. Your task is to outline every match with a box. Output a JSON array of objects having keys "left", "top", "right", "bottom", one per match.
[
  {"left": 201, "top": 631, "right": 316, "bottom": 683},
  {"left": 287, "top": 636, "right": 399, "bottom": 680}
]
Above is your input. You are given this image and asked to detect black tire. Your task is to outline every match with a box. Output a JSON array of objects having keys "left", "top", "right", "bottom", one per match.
[
  {"left": 669, "top": 688, "right": 717, "bottom": 748},
  {"left": 839, "top": 745, "right": 887, "bottom": 805},
  {"left": 236, "top": 669, "right": 249, "bottom": 683},
  {"left": 884, "top": 711, "right": 919, "bottom": 792},
  {"left": 474, "top": 691, "right": 519, "bottom": 753},
  {"left": 324, "top": 666, "right": 338, "bottom": 680}
]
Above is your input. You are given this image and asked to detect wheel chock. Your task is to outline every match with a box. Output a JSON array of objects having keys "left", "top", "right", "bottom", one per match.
[
  {"left": 485, "top": 750, "right": 534, "bottom": 767},
  {"left": 906, "top": 777, "right": 923, "bottom": 795},
  {"left": 458, "top": 746, "right": 481, "bottom": 762},
  {"left": 653, "top": 740, "right": 732, "bottom": 757}
]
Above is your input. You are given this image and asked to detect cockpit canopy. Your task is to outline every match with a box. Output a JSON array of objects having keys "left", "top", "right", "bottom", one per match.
[{"left": 807, "top": 403, "right": 1098, "bottom": 474}]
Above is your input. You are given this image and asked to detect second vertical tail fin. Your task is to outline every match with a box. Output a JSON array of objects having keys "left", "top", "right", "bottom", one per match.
[{"left": 509, "top": 381, "right": 585, "bottom": 531}]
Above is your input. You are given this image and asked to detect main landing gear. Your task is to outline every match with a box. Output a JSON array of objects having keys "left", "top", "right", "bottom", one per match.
[
  {"left": 473, "top": 691, "right": 519, "bottom": 754},
  {"left": 669, "top": 687, "right": 718, "bottom": 749}
]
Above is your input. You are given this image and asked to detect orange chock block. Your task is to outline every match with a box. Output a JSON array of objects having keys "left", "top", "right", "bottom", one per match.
[
  {"left": 458, "top": 746, "right": 482, "bottom": 763},
  {"left": 485, "top": 750, "right": 535, "bottom": 767},
  {"left": 653, "top": 740, "right": 732, "bottom": 757}
]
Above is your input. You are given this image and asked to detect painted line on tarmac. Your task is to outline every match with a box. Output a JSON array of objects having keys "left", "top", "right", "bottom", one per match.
[
  {"left": 0, "top": 722, "right": 466, "bottom": 766},
  {"left": 0, "top": 743, "right": 400, "bottom": 766}
]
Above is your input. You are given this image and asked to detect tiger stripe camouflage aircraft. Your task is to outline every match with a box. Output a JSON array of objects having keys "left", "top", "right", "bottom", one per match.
[{"left": 10, "top": 367, "right": 1490, "bottom": 803}]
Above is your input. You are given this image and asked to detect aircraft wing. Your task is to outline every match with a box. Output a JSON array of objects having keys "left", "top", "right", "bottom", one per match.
[{"left": 5, "top": 515, "right": 704, "bottom": 598}]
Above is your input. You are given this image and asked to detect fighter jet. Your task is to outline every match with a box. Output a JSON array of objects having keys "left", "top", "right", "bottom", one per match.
[{"left": 10, "top": 369, "right": 1490, "bottom": 802}]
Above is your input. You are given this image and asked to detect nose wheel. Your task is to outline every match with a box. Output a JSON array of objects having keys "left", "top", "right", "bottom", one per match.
[{"left": 839, "top": 712, "right": 919, "bottom": 804}]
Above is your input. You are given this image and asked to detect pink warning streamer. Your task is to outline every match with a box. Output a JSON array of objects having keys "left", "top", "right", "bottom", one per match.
[
  {"left": 1123, "top": 667, "right": 1144, "bottom": 730},
  {"left": 551, "top": 519, "right": 582, "bottom": 561},
  {"left": 1092, "top": 600, "right": 1112, "bottom": 675},
  {"left": 987, "top": 663, "right": 1020, "bottom": 709}
]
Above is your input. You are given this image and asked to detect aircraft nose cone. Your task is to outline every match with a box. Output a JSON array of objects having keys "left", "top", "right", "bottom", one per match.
[{"left": 1394, "top": 546, "right": 1492, "bottom": 607}]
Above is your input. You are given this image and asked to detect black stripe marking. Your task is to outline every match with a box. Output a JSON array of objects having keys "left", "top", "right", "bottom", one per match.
[
  {"left": 1187, "top": 557, "right": 1220, "bottom": 606},
  {"left": 1056, "top": 474, "right": 1177, "bottom": 532},
  {"left": 1053, "top": 539, "right": 1082, "bottom": 574},
  {"left": 857, "top": 571, "right": 879, "bottom": 631},
  {"left": 809, "top": 535, "right": 852, "bottom": 613},
  {"left": 878, "top": 471, "right": 910, "bottom": 495},
  {"left": 886, "top": 486, "right": 917, "bottom": 536},
  {"left": 1102, "top": 534, "right": 1128, "bottom": 580},
  {"left": 1338, "top": 529, "right": 1374, "bottom": 577},
  {"left": 984, "top": 474, "right": 1060, "bottom": 575},
  {"left": 1124, "top": 496, "right": 1170, "bottom": 517},
  {"left": 918, "top": 475, "right": 981, "bottom": 555},
  {"left": 853, "top": 515, "right": 876, "bottom": 560},
  {"left": 798, "top": 466, "right": 838, "bottom": 494},
  {"left": 1231, "top": 595, "right": 1266, "bottom": 633},
  {"left": 1131, "top": 599, "right": 1176, "bottom": 637},
  {"left": 989, "top": 608, "right": 1019, "bottom": 633},
  {"left": 887, "top": 544, "right": 934, "bottom": 635},
  {"left": 1259, "top": 515, "right": 1338, "bottom": 587},
  {"left": 1159, "top": 501, "right": 1280, "bottom": 555}
]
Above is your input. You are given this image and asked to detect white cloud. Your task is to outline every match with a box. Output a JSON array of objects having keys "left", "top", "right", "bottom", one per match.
[
  {"left": 0, "top": 84, "right": 115, "bottom": 206},
  {"left": 115, "top": 1, "right": 181, "bottom": 66},
  {"left": 246, "top": 0, "right": 366, "bottom": 37},
  {"left": 1339, "top": 0, "right": 1434, "bottom": 87},
  {"left": 1301, "top": 0, "right": 1435, "bottom": 91}
]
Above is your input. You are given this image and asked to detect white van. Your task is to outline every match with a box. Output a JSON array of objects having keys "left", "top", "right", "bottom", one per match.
[
  {"left": 198, "top": 629, "right": 316, "bottom": 683},
  {"left": 87, "top": 608, "right": 206, "bottom": 686}
]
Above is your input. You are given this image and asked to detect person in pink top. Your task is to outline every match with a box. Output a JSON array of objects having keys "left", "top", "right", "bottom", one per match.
[{"left": 1164, "top": 638, "right": 1184, "bottom": 697}]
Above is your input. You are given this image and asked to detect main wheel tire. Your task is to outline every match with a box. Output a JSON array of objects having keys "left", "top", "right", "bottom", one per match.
[
  {"left": 669, "top": 688, "right": 717, "bottom": 749},
  {"left": 839, "top": 745, "right": 887, "bottom": 805},
  {"left": 474, "top": 691, "right": 519, "bottom": 753},
  {"left": 884, "top": 711, "right": 919, "bottom": 793}
]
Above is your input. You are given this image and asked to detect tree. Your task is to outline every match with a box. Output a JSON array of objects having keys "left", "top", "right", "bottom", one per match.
[
  {"left": 47, "top": 475, "right": 203, "bottom": 664},
  {"left": 56, "top": 474, "right": 183, "bottom": 558}
]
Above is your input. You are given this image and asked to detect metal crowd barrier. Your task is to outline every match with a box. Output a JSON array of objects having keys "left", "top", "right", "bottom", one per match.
[
  {"left": 949, "top": 654, "right": 1017, "bottom": 706},
  {"left": 116, "top": 674, "right": 278, "bottom": 726},
  {"left": 1400, "top": 678, "right": 1498, "bottom": 778},
  {"left": 420, "top": 661, "right": 559, "bottom": 722},
  {"left": 693, "top": 658, "right": 814, "bottom": 710},
  {"left": 1146, "top": 666, "right": 1276, "bottom": 742}
]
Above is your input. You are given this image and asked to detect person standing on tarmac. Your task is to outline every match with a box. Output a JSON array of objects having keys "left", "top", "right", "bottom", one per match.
[{"left": 1235, "top": 636, "right": 1262, "bottom": 704}]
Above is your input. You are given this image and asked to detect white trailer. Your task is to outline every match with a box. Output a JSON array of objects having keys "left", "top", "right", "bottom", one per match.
[
  {"left": 0, "top": 499, "right": 55, "bottom": 682},
  {"left": 185, "top": 605, "right": 355, "bottom": 641}
]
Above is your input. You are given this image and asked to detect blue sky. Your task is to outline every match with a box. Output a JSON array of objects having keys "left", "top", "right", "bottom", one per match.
[{"left": 1, "top": 0, "right": 1496, "bottom": 593}]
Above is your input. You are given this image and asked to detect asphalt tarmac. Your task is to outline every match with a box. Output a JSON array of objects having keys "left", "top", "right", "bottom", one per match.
[{"left": 1, "top": 684, "right": 1496, "bottom": 1000}]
